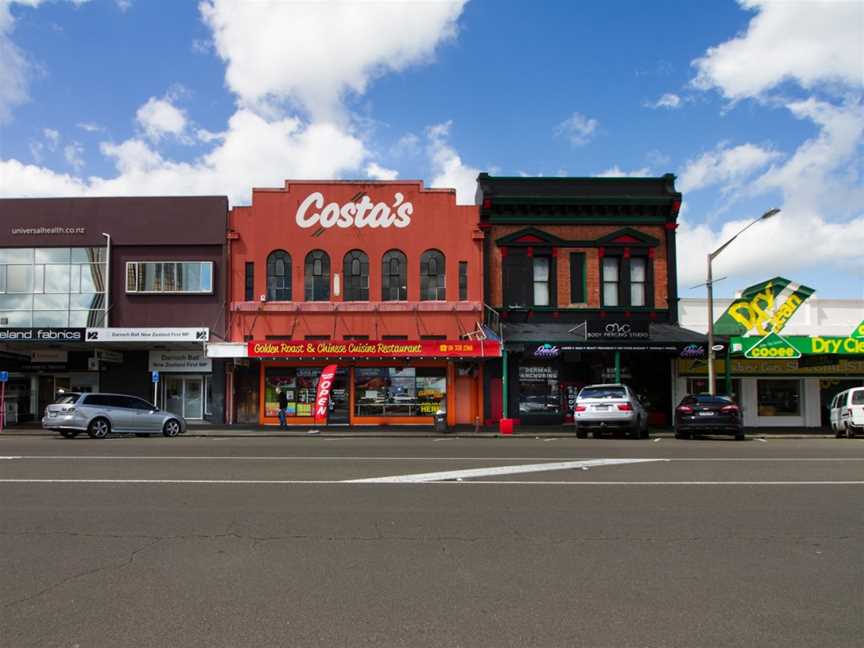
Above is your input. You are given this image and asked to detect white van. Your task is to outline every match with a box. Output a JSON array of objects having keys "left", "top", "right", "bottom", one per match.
[{"left": 830, "top": 387, "right": 864, "bottom": 438}]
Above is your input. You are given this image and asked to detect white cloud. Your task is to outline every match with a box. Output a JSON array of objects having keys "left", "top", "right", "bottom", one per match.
[
  {"left": 676, "top": 98, "right": 864, "bottom": 287},
  {"left": 426, "top": 121, "right": 479, "bottom": 205},
  {"left": 63, "top": 141, "right": 84, "bottom": 171},
  {"left": 645, "top": 93, "right": 681, "bottom": 109},
  {"left": 0, "top": 0, "right": 42, "bottom": 123},
  {"left": 115, "top": 0, "right": 131, "bottom": 11},
  {"left": 42, "top": 127, "right": 59, "bottom": 148},
  {"left": 0, "top": 1, "right": 470, "bottom": 206},
  {"left": 554, "top": 112, "right": 599, "bottom": 146},
  {"left": 136, "top": 96, "right": 188, "bottom": 141},
  {"left": 77, "top": 121, "right": 104, "bottom": 132},
  {"left": 366, "top": 162, "right": 398, "bottom": 181},
  {"left": 1, "top": 109, "right": 368, "bottom": 205},
  {"left": 692, "top": 0, "right": 864, "bottom": 100},
  {"left": 199, "top": 0, "right": 467, "bottom": 121},
  {"left": 390, "top": 133, "right": 421, "bottom": 158},
  {"left": 597, "top": 165, "right": 652, "bottom": 178},
  {"left": 678, "top": 142, "right": 781, "bottom": 193}
]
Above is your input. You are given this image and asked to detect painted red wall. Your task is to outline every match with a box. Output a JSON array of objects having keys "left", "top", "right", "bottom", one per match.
[{"left": 228, "top": 181, "right": 484, "bottom": 341}]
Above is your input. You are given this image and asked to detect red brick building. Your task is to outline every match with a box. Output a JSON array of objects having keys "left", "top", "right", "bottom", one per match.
[
  {"left": 211, "top": 180, "right": 499, "bottom": 427},
  {"left": 477, "top": 173, "right": 708, "bottom": 427}
]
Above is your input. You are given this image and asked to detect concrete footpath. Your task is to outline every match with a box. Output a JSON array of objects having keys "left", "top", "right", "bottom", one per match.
[{"left": 1, "top": 422, "right": 836, "bottom": 438}]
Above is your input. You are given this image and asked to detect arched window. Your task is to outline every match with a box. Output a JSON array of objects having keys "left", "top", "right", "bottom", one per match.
[
  {"left": 266, "top": 250, "right": 292, "bottom": 301},
  {"left": 343, "top": 250, "right": 369, "bottom": 301},
  {"left": 304, "top": 250, "right": 330, "bottom": 301},
  {"left": 381, "top": 249, "right": 407, "bottom": 301},
  {"left": 420, "top": 249, "right": 445, "bottom": 301}
]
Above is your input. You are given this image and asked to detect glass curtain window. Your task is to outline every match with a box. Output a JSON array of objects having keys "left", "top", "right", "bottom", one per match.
[
  {"left": 420, "top": 250, "right": 445, "bottom": 301},
  {"left": 343, "top": 250, "right": 369, "bottom": 301},
  {"left": 630, "top": 257, "right": 647, "bottom": 306},
  {"left": 266, "top": 250, "right": 292, "bottom": 301},
  {"left": 381, "top": 250, "right": 407, "bottom": 301},
  {"left": 602, "top": 257, "right": 620, "bottom": 307},
  {"left": 304, "top": 250, "right": 330, "bottom": 301},
  {"left": 0, "top": 247, "right": 105, "bottom": 328},
  {"left": 532, "top": 257, "right": 550, "bottom": 306},
  {"left": 126, "top": 262, "right": 213, "bottom": 294}
]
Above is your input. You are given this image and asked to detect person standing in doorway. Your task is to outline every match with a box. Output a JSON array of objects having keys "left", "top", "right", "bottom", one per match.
[{"left": 277, "top": 387, "right": 288, "bottom": 428}]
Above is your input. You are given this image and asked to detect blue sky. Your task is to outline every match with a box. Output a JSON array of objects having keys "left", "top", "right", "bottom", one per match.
[{"left": 0, "top": 0, "right": 862, "bottom": 298}]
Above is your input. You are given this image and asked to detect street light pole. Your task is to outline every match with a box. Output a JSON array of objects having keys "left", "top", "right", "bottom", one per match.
[{"left": 706, "top": 208, "right": 780, "bottom": 395}]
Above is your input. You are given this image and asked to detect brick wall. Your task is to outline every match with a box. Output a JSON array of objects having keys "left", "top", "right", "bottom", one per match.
[{"left": 489, "top": 224, "right": 669, "bottom": 309}]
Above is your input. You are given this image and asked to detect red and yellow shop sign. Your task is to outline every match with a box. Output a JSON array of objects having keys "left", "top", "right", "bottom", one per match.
[{"left": 248, "top": 339, "right": 501, "bottom": 359}]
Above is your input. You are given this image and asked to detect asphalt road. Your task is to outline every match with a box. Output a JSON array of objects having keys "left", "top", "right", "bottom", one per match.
[{"left": 1, "top": 435, "right": 862, "bottom": 648}]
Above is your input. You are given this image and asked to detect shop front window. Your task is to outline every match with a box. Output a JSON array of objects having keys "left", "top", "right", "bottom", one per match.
[
  {"left": 518, "top": 364, "right": 560, "bottom": 416},
  {"left": 354, "top": 367, "right": 446, "bottom": 417},
  {"left": 757, "top": 379, "right": 800, "bottom": 416},
  {"left": 264, "top": 367, "right": 321, "bottom": 418}
]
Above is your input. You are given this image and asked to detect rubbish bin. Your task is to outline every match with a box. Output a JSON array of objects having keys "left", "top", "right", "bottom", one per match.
[{"left": 434, "top": 410, "right": 448, "bottom": 433}]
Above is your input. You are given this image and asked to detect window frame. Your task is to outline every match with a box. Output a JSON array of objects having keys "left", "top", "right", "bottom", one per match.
[
  {"left": 304, "top": 250, "right": 331, "bottom": 302},
  {"left": 381, "top": 250, "right": 408, "bottom": 301},
  {"left": 125, "top": 261, "right": 214, "bottom": 295},
  {"left": 244, "top": 261, "right": 255, "bottom": 301},
  {"left": 266, "top": 250, "right": 292, "bottom": 302},
  {"left": 600, "top": 252, "right": 653, "bottom": 309},
  {"left": 343, "top": 250, "right": 370, "bottom": 302},
  {"left": 458, "top": 261, "right": 468, "bottom": 301},
  {"left": 419, "top": 249, "right": 446, "bottom": 301}
]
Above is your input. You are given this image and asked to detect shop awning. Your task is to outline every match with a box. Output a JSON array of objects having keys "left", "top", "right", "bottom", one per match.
[{"left": 502, "top": 322, "right": 717, "bottom": 354}]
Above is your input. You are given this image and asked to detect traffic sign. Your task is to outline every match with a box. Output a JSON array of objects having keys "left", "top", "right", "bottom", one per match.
[
  {"left": 0, "top": 371, "right": 8, "bottom": 382},
  {"left": 151, "top": 371, "right": 160, "bottom": 383}
]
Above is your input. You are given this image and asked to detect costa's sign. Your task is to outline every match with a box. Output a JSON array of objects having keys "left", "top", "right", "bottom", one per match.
[
  {"left": 247, "top": 339, "right": 501, "bottom": 358},
  {"left": 314, "top": 364, "right": 338, "bottom": 423},
  {"left": 296, "top": 192, "right": 413, "bottom": 229}
]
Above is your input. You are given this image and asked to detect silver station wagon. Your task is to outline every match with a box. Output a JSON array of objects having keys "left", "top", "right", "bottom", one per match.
[{"left": 42, "top": 392, "right": 187, "bottom": 439}]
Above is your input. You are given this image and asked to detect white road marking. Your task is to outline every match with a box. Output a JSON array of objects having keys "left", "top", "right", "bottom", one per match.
[
  {"left": 1, "top": 456, "right": 863, "bottom": 461},
  {"left": 653, "top": 438, "right": 662, "bottom": 443},
  {"left": 756, "top": 438, "right": 767, "bottom": 442},
  {"left": 344, "top": 458, "right": 665, "bottom": 483},
  {"left": 0, "top": 479, "right": 860, "bottom": 486},
  {"left": 434, "top": 438, "right": 456, "bottom": 442},
  {"left": 543, "top": 439, "right": 557, "bottom": 442}
]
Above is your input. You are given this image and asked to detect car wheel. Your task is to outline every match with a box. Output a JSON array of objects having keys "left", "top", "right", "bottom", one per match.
[
  {"left": 163, "top": 419, "right": 181, "bottom": 437},
  {"left": 59, "top": 430, "right": 78, "bottom": 439},
  {"left": 848, "top": 426, "right": 856, "bottom": 439},
  {"left": 87, "top": 418, "right": 110, "bottom": 439},
  {"left": 735, "top": 431, "right": 746, "bottom": 441},
  {"left": 575, "top": 425, "right": 587, "bottom": 439},
  {"left": 675, "top": 429, "right": 689, "bottom": 440},
  {"left": 834, "top": 424, "right": 844, "bottom": 438},
  {"left": 630, "top": 424, "right": 641, "bottom": 440}
]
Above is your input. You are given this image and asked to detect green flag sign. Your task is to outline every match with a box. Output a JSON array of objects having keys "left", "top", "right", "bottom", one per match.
[{"left": 714, "top": 277, "right": 814, "bottom": 337}]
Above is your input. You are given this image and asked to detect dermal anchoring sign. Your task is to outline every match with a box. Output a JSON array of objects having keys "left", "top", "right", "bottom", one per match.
[{"left": 296, "top": 192, "right": 413, "bottom": 229}]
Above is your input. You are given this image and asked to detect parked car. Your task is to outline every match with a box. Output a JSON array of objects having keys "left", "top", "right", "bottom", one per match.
[
  {"left": 830, "top": 387, "right": 864, "bottom": 438},
  {"left": 42, "top": 392, "right": 186, "bottom": 439},
  {"left": 674, "top": 394, "right": 744, "bottom": 440},
  {"left": 573, "top": 383, "right": 648, "bottom": 439}
]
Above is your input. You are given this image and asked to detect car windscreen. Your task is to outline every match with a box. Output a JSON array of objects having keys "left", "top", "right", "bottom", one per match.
[
  {"left": 687, "top": 395, "right": 734, "bottom": 405},
  {"left": 579, "top": 387, "right": 626, "bottom": 399},
  {"left": 53, "top": 393, "right": 80, "bottom": 405},
  {"left": 852, "top": 391, "right": 864, "bottom": 405}
]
